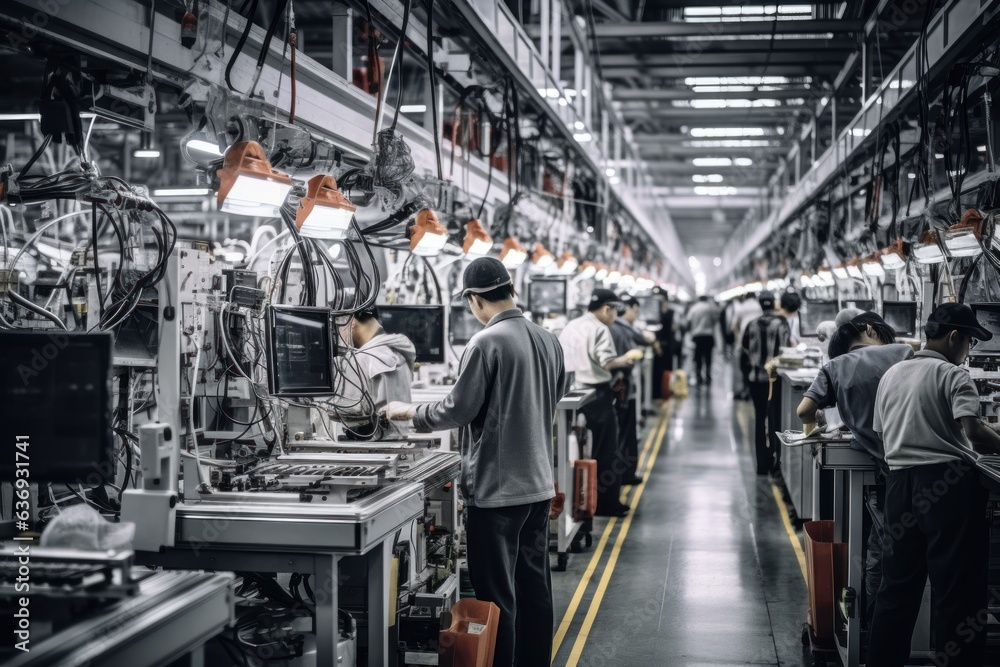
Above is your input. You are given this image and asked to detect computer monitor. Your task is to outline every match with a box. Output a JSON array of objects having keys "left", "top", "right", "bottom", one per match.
[
  {"left": 799, "top": 300, "right": 840, "bottom": 337},
  {"left": 265, "top": 305, "right": 336, "bottom": 396},
  {"left": 449, "top": 304, "right": 483, "bottom": 345},
  {"left": 378, "top": 305, "right": 446, "bottom": 363},
  {"left": 881, "top": 301, "right": 917, "bottom": 337},
  {"left": 636, "top": 295, "right": 662, "bottom": 323},
  {"left": 0, "top": 332, "right": 114, "bottom": 482},
  {"left": 969, "top": 303, "right": 1000, "bottom": 353},
  {"left": 527, "top": 279, "right": 568, "bottom": 315}
]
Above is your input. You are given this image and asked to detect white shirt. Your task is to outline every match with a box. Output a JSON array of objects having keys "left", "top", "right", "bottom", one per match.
[
  {"left": 558, "top": 312, "right": 617, "bottom": 386},
  {"left": 733, "top": 299, "right": 764, "bottom": 339}
]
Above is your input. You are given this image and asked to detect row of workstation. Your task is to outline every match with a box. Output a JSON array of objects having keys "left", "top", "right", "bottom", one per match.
[{"left": 773, "top": 368, "right": 939, "bottom": 667}]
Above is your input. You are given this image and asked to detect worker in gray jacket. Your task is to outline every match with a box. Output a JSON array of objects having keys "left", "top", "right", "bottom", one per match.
[{"left": 386, "top": 257, "right": 566, "bottom": 667}]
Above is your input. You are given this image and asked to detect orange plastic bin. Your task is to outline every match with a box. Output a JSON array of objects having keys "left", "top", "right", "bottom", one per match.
[
  {"left": 439, "top": 599, "right": 500, "bottom": 667},
  {"left": 803, "top": 520, "right": 848, "bottom": 651}
]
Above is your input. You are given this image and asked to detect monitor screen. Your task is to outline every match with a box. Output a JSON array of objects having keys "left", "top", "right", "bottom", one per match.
[
  {"left": 449, "top": 304, "right": 483, "bottom": 345},
  {"left": 636, "top": 296, "right": 662, "bottom": 323},
  {"left": 799, "top": 300, "right": 840, "bottom": 337},
  {"left": 0, "top": 332, "right": 114, "bottom": 482},
  {"left": 379, "top": 305, "right": 446, "bottom": 363},
  {"left": 882, "top": 301, "right": 917, "bottom": 337},
  {"left": 266, "top": 305, "right": 336, "bottom": 396},
  {"left": 970, "top": 303, "right": 1000, "bottom": 353},
  {"left": 528, "top": 279, "right": 568, "bottom": 315}
]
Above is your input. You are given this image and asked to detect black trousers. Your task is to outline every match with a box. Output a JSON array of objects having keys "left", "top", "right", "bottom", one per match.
[
  {"left": 747, "top": 380, "right": 776, "bottom": 475},
  {"left": 466, "top": 500, "right": 553, "bottom": 667},
  {"left": 616, "top": 394, "right": 639, "bottom": 480},
  {"left": 692, "top": 335, "right": 715, "bottom": 384},
  {"left": 867, "top": 462, "right": 989, "bottom": 667},
  {"left": 580, "top": 384, "right": 622, "bottom": 511},
  {"left": 863, "top": 478, "right": 887, "bottom": 627}
]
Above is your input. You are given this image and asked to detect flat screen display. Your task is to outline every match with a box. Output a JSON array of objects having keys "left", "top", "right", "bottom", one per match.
[
  {"left": 379, "top": 305, "right": 446, "bottom": 363},
  {"left": 882, "top": 301, "right": 917, "bottom": 337},
  {"left": 449, "top": 304, "right": 483, "bottom": 345},
  {"left": 846, "top": 299, "right": 876, "bottom": 313},
  {"left": 970, "top": 303, "right": 1000, "bottom": 353},
  {"left": 0, "top": 332, "right": 114, "bottom": 482},
  {"left": 528, "top": 279, "right": 568, "bottom": 315},
  {"left": 636, "top": 296, "right": 662, "bottom": 323},
  {"left": 266, "top": 305, "right": 336, "bottom": 396},
  {"left": 799, "top": 300, "right": 840, "bottom": 337}
]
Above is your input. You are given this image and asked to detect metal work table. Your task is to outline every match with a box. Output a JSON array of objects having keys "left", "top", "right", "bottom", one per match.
[
  {"left": 776, "top": 367, "right": 820, "bottom": 521},
  {"left": 138, "top": 482, "right": 424, "bottom": 666},
  {"left": 552, "top": 387, "right": 597, "bottom": 571},
  {"left": 3, "top": 570, "right": 234, "bottom": 667}
]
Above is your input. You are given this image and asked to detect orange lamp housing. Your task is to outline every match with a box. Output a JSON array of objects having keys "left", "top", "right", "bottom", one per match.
[
  {"left": 846, "top": 257, "right": 864, "bottom": 279},
  {"left": 462, "top": 219, "right": 494, "bottom": 256},
  {"left": 913, "top": 231, "right": 945, "bottom": 264},
  {"left": 409, "top": 209, "right": 449, "bottom": 256},
  {"left": 943, "top": 208, "right": 984, "bottom": 257},
  {"left": 557, "top": 251, "right": 579, "bottom": 273},
  {"left": 862, "top": 253, "right": 886, "bottom": 278},
  {"left": 880, "top": 239, "right": 906, "bottom": 270},
  {"left": 216, "top": 141, "right": 293, "bottom": 217},
  {"left": 532, "top": 243, "right": 555, "bottom": 268},
  {"left": 578, "top": 261, "right": 597, "bottom": 279},
  {"left": 499, "top": 236, "right": 528, "bottom": 268},
  {"left": 295, "top": 175, "right": 357, "bottom": 239}
]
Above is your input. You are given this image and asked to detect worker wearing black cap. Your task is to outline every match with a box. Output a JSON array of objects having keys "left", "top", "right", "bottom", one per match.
[
  {"left": 559, "top": 288, "right": 645, "bottom": 516},
  {"left": 740, "top": 290, "right": 791, "bottom": 475},
  {"left": 611, "top": 295, "right": 656, "bottom": 484},
  {"left": 385, "top": 257, "right": 565, "bottom": 667},
  {"left": 868, "top": 303, "right": 1000, "bottom": 667}
]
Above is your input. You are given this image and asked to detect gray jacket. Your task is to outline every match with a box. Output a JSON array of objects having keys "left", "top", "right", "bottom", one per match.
[
  {"left": 413, "top": 309, "right": 566, "bottom": 508},
  {"left": 334, "top": 332, "right": 416, "bottom": 439}
]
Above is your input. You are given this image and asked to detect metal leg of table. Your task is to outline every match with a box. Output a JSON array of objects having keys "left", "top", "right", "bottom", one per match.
[
  {"left": 556, "top": 410, "right": 570, "bottom": 557},
  {"left": 845, "top": 469, "right": 865, "bottom": 667},
  {"left": 313, "top": 553, "right": 340, "bottom": 666},
  {"left": 811, "top": 446, "right": 821, "bottom": 522},
  {"left": 367, "top": 540, "right": 390, "bottom": 665}
]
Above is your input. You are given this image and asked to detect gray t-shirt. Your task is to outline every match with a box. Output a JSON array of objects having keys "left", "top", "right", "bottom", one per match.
[
  {"left": 803, "top": 344, "right": 913, "bottom": 461},
  {"left": 873, "top": 350, "right": 981, "bottom": 470}
]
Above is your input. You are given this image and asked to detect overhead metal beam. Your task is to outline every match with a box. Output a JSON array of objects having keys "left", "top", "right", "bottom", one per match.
[
  {"left": 618, "top": 106, "right": 806, "bottom": 119},
  {"left": 601, "top": 64, "right": 841, "bottom": 79},
  {"left": 593, "top": 38, "right": 858, "bottom": 55},
  {"left": 593, "top": 51, "right": 856, "bottom": 68},
  {"left": 592, "top": 19, "right": 864, "bottom": 39},
  {"left": 611, "top": 87, "right": 816, "bottom": 101}
]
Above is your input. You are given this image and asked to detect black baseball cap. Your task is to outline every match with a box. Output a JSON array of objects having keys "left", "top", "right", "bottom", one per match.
[
  {"left": 758, "top": 290, "right": 776, "bottom": 309},
  {"left": 461, "top": 257, "right": 513, "bottom": 297},
  {"left": 925, "top": 302, "right": 993, "bottom": 340},
  {"left": 589, "top": 288, "right": 622, "bottom": 311},
  {"left": 619, "top": 294, "right": 639, "bottom": 309}
]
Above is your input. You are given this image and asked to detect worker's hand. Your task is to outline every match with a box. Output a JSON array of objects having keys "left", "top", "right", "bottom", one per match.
[
  {"left": 802, "top": 422, "right": 819, "bottom": 437},
  {"left": 625, "top": 349, "right": 644, "bottom": 362},
  {"left": 385, "top": 402, "right": 416, "bottom": 421},
  {"left": 643, "top": 332, "right": 656, "bottom": 344}
]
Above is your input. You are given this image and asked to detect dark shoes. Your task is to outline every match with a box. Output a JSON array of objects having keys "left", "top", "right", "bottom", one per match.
[
  {"left": 595, "top": 503, "right": 631, "bottom": 517},
  {"left": 621, "top": 476, "right": 644, "bottom": 486}
]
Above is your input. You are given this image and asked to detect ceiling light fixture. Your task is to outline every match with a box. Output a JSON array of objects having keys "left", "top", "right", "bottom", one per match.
[
  {"left": 295, "top": 175, "right": 357, "bottom": 240},
  {"left": 913, "top": 231, "right": 945, "bottom": 264},
  {"left": 409, "top": 209, "right": 450, "bottom": 256},
  {"left": 532, "top": 243, "right": 556, "bottom": 268},
  {"left": 215, "top": 141, "right": 293, "bottom": 218},
  {"left": 499, "top": 237, "right": 528, "bottom": 268},
  {"left": 462, "top": 219, "right": 494, "bottom": 256},
  {"left": 557, "top": 251, "right": 579, "bottom": 274}
]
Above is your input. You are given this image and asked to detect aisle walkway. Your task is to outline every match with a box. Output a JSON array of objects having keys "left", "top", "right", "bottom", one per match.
[{"left": 551, "top": 374, "right": 812, "bottom": 666}]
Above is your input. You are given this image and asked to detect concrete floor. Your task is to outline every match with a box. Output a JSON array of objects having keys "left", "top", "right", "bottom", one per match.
[{"left": 550, "top": 366, "right": 813, "bottom": 666}]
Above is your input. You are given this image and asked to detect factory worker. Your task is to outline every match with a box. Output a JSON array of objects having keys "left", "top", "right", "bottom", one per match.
[
  {"left": 559, "top": 289, "right": 643, "bottom": 517},
  {"left": 869, "top": 304, "right": 1000, "bottom": 667},
  {"left": 796, "top": 312, "right": 912, "bottom": 627},
  {"left": 385, "top": 256, "right": 565, "bottom": 667},
  {"left": 684, "top": 294, "right": 720, "bottom": 387},
  {"left": 610, "top": 295, "right": 655, "bottom": 485}
]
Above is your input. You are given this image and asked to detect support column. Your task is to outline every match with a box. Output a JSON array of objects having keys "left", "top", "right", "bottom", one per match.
[{"left": 331, "top": 4, "right": 353, "bottom": 82}]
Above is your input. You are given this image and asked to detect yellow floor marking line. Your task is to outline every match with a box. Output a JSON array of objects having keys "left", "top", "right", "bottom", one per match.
[
  {"left": 771, "top": 483, "right": 808, "bottom": 583},
  {"left": 564, "top": 412, "right": 670, "bottom": 666},
  {"left": 551, "top": 406, "right": 667, "bottom": 660}
]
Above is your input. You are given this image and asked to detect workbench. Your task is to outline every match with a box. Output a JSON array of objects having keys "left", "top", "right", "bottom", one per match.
[
  {"left": 552, "top": 387, "right": 597, "bottom": 571},
  {"left": 776, "top": 368, "right": 820, "bottom": 521},
  {"left": 2, "top": 570, "right": 234, "bottom": 667}
]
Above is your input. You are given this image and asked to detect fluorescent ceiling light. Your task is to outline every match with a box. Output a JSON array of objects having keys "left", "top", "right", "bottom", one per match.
[
  {"left": 133, "top": 149, "right": 161, "bottom": 158},
  {"left": 186, "top": 139, "right": 225, "bottom": 157},
  {"left": 692, "top": 174, "right": 724, "bottom": 183},
  {"left": 153, "top": 187, "right": 212, "bottom": 197},
  {"left": 850, "top": 128, "right": 872, "bottom": 137},
  {"left": 689, "top": 127, "right": 766, "bottom": 137},
  {"left": 573, "top": 132, "right": 593, "bottom": 142},
  {"left": 537, "top": 88, "right": 561, "bottom": 99},
  {"left": 684, "top": 76, "right": 793, "bottom": 87},
  {"left": 574, "top": 120, "right": 586, "bottom": 130},
  {"left": 0, "top": 112, "right": 96, "bottom": 121},
  {"left": 734, "top": 158, "right": 753, "bottom": 166},
  {"left": 679, "top": 99, "right": 782, "bottom": 109},
  {"left": 694, "top": 186, "right": 737, "bottom": 196},
  {"left": 713, "top": 257, "right": 722, "bottom": 267},
  {"left": 399, "top": 104, "right": 427, "bottom": 113},
  {"left": 609, "top": 176, "right": 621, "bottom": 185},
  {"left": 693, "top": 157, "right": 733, "bottom": 167},
  {"left": 605, "top": 168, "right": 616, "bottom": 177},
  {"left": 685, "top": 139, "right": 777, "bottom": 148}
]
